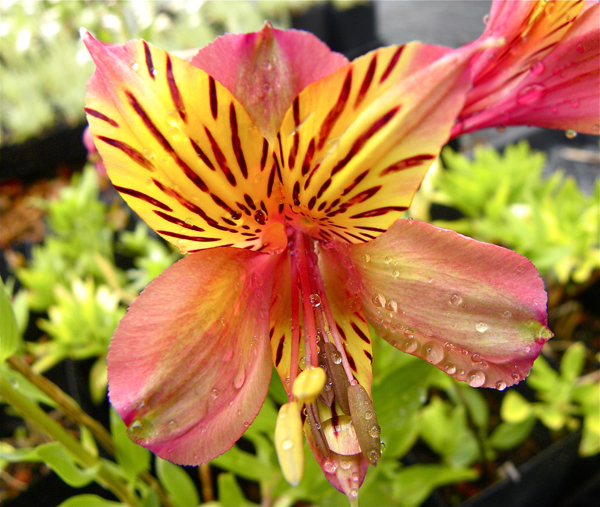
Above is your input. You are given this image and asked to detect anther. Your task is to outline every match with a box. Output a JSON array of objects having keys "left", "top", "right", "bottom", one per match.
[
  {"left": 306, "top": 401, "right": 330, "bottom": 459},
  {"left": 320, "top": 342, "right": 352, "bottom": 415},
  {"left": 292, "top": 366, "right": 326, "bottom": 404},
  {"left": 274, "top": 401, "right": 304, "bottom": 486},
  {"left": 347, "top": 383, "right": 381, "bottom": 466}
]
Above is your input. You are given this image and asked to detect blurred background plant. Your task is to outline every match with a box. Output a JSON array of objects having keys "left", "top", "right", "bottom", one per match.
[{"left": 1, "top": 1, "right": 599, "bottom": 506}]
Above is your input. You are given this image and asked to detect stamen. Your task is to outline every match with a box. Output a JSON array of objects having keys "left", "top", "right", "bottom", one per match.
[
  {"left": 295, "top": 230, "right": 319, "bottom": 368},
  {"left": 288, "top": 258, "right": 301, "bottom": 401},
  {"left": 306, "top": 401, "right": 330, "bottom": 459}
]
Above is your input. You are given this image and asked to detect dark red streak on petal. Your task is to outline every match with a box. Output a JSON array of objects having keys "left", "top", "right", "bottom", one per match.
[
  {"left": 331, "top": 106, "right": 400, "bottom": 177},
  {"left": 308, "top": 196, "right": 317, "bottom": 210},
  {"left": 292, "top": 181, "right": 301, "bottom": 205},
  {"left": 317, "top": 178, "right": 332, "bottom": 199},
  {"left": 153, "top": 210, "right": 205, "bottom": 231},
  {"left": 355, "top": 225, "right": 386, "bottom": 232},
  {"left": 288, "top": 132, "right": 299, "bottom": 170},
  {"left": 364, "top": 350, "right": 373, "bottom": 361},
  {"left": 380, "top": 154, "right": 435, "bottom": 176},
  {"left": 360, "top": 232, "right": 377, "bottom": 240},
  {"left": 301, "top": 138, "right": 316, "bottom": 177},
  {"left": 346, "top": 231, "right": 368, "bottom": 242},
  {"left": 211, "top": 194, "right": 237, "bottom": 216},
  {"left": 204, "top": 126, "right": 236, "bottom": 186},
  {"left": 341, "top": 169, "right": 369, "bottom": 196},
  {"left": 98, "top": 136, "right": 153, "bottom": 171},
  {"left": 317, "top": 201, "right": 327, "bottom": 212},
  {"left": 157, "top": 230, "right": 220, "bottom": 242},
  {"left": 293, "top": 97, "right": 301, "bottom": 127},
  {"left": 379, "top": 45, "right": 404, "bottom": 83},
  {"left": 346, "top": 186, "right": 381, "bottom": 206},
  {"left": 351, "top": 322, "right": 371, "bottom": 344},
  {"left": 260, "top": 139, "right": 269, "bottom": 171},
  {"left": 166, "top": 55, "right": 186, "bottom": 122},
  {"left": 113, "top": 185, "right": 172, "bottom": 211},
  {"left": 236, "top": 202, "right": 251, "bottom": 216},
  {"left": 355, "top": 53, "right": 377, "bottom": 109},
  {"left": 267, "top": 164, "right": 276, "bottom": 198},
  {"left": 244, "top": 194, "right": 256, "bottom": 210},
  {"left": 275, "top": 334, "right": 286, "bottom": 367},
  {"left": 277, "top": 132, "right": 285, "bottom": 169},
  {"left": 343, "top": 344, "right": 357, "bottom": 371},
  {"left": 143, "top": 41, "right": 155, "bottom": 80},
  {"left": 303, "top": 162, "right": 320, "bottom": 190},
  {"left": 190, "top": 139, "right": 215, "bottom": 170},
  {"left": 229, "top": 104, "right": 248, "bottom": 179},
  {"left": 349, "top": 206, "right": 407, "bottom": 219},
  {"left": 84, "top": 108, "right": 119, "bottom": 128},
  {"left": 209, "top": 76, "right": 218, "bottom": 120},
  {"left": 318, "top": 68, "right": 352, "bottom": 150}
]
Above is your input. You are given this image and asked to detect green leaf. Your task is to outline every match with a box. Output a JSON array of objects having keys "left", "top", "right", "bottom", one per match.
[
  {"left": 109, "top": 407, "right": 150, "bottom": 483},
  {"left": 0, "top": 442, "right": 43, "bottom": 463},
  {"left": 58, "top": 494, "right": 124, "bottom": 507},
  {"left": 457, "top": 382, "right": 489, "bottom": 430},
  {"left": 155, "top": 457, "right": 199, "bottom": 507},
  {"left": 0, "top": 278, "right": 20, "bottom": 361},
  {"left": 36, "top": 442, "right": 99, "bottom": 487},
  {"left": 501, "top": 391, "right": 533, "bottom": 423},
  {"left": 218, "top": 473, "right": 254, "bottom": 507},
  {"left": 211, "top": 444, "right": 273, "bottom": 482},
  {"left": 392, "top": 464, "right": 479, "bottom": 507},
  {"left": 488, "top": 417, "right": 536, "bottom": 450},
  {"left": 560, "top": 342, "right": 586, "bottom": 382}
]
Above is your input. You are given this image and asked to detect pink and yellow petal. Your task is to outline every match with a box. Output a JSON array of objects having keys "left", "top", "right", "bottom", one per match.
[
  {"left": 107, "top": 248, "right": 277, "bottom": 465},
  {"left": 276, "top": 41, "right": 484, "bottom": 244},
  {"left": 190, "top": 23, "right": 349, "bottom": 142},
  {"left": 457, "top": 2, "right": 599, "bottom": 134},
  {"left": 83, "top": 32, "right": 286, "bottom": 254},
  {"left": 348, "top": 220, "right": 552, "bottom": 390}
]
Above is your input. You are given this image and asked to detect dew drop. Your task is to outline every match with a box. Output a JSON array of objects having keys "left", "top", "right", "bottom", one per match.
[
  {"left": 512, "top": 373, "right": 521, "bottom": 382},
  {"left": 384, "top": 255, "right": 392, "bottom": 264},
  {"left": 386, "top": 299, "right": 399, "bottom": 313},
  {"left": 483, "top": 13, "right": 489, "bottom": 24},
  {"left": 168, "top": 420, "right": 177, "bottom": 431},
  {"left": 531, "top": 61, "right": 545, "bottom": 75},
  {"left": 472, "top": 353, "right": 482, "bottom": 363},
  {"left": 450, "top": 294, "right": 463, "bottom": 306},
  {"left": 445, "top": 363, "right": 457, "bottom": 374},
  {"left": 467, "top": 369, "right": 486, "bottom": 387},
  {"left": 210, "top": 388, "right": 219, "bottom": 399},
  {"left": 254, "top": 210, "right": 266, "bottom": 224},
  {"left": 309, "top": 293, "right": 321, "bottom": 307},
  {"left": 372, "top": 293, "right": 386, "bottom": 308},
  {"left": 516, "top": 83, "right": 546, "bottom": 105},
  {"left": 503, "top": 310, "right": 512, "bottom": 318},
  {"left": 346, "top": 277, "right": 360, "bottom": 294},
  {"left": 365, "top": 411, "right": 373, "bottom": 420},
  {"left": 350, "top": 488, "right": 359, "bottom": 498},
  {"left": 565, "top": 129, "right": 577, "bottom": 139},
  {"left": 263, "top": 60, "right": 272, "bottom": 70},
  {"left": 576, "top": 43, "right": 584, "bottom": 54},
  {"left": 369, "top": 425, "right": 381, "bottom": 438},
  {"left": 142, "top": 148, "right": 155, "bottom": 160},
  {"left": 234, "top": 367, "right": 246, "bottom": 389},
  {"left": 340, "top": 460, "right": 351, "bottom": 470},
  {"left": 360, "top": 253, "right": 371, "bottom": 263},
  {"left": 392, "top": 269, "right": 400, "bottom": 278},
  {"left": 350, "top": 379, "right": 358, "bottom": 386},
  {"left": 281, "top": 439, "right": 293, "bottom": 450},
  {"left": 423, "top": 341, "right": 444, "bottom": 365},
  {"left": 352, "top": 471, "right": 359, "bottom": 481},
  {"left": 476, "top": 322, "right": 488, "bottom": 333},
  {"left": 495, "top": 380, "right": 507, "bottom": 391},
  {"left": 331, "top": 351, "right": 342, "bottom": 365},
  {"left": 404, "top": 328, "right": 415, "bottom": 339},
  {"left": 298, "top": 357, "right": 306, "bottom": 370},
  {"left": 243, "top": 421, "right": 250, "bottom": 428},
  {"left": 323, "top": 461, "right": 337, "bottom": 473},
  {"left": 593, "top": 124, "right": 599, "bottom": 132},
  {"left": 262, "top": 83, "right": 270, "bottom": 93},
  {"left": 130, "top": 61, "right": 139, "bottom": 70}
]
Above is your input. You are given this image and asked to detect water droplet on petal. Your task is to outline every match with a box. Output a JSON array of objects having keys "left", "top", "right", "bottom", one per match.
[
  {"left": 350, "top": 488, "right": 359, "bottom": 498},
  {"left": 392, "top": 269, "right": 400, "bottom": 277},
  {"left": 234, "top": 367, "right": 246, "bottom": 389},
  {"left": 450, "top": 294, "right": 463, "bottom": 306},
  {"left": 512, "top": 373, "right": 521, "bottom": 382},
  {"left": 576, "top": 43, "right": 584, "bottom": 54},
  {"left": 341, "top": 460, "right": 351, "bottom": 470},
  {"left": 372, "top": 293, "right": 386, "bottom": 308},
  {"left": 402, "top": 338, "right": 417, "bottom": 353},
  {"left": 565, "top": 129, "right": 577, "bottom": 139},
  {"left": 516, "top": 83, "right": 546, "bottom": 105},
  {"left": 503, "top": 311, "right": 512, "bottom": 318},
  {"left": 360, "top": 253, "right": 371, "bottom": 263},
  {"left": 309, "top": 293, "right": 321, "bottom": 307},
  {"left": 476, "top": 322, "right": 488, "bottom": 333},
  {"left": 495, "top": 380, "right": 507, "bottom": 391},
  {"left": 445, "top": 363, "right": 457, "bottom": 374},
  {"left": 211, "top": 388, "right": 219, "bottom": 399},
  {"left": 423, "top": 341, "right": 444, "bottom": 365},
  {"left": 369, "top": 425, "right": 381, "bottom": 438},
  {"left": 467, "top": 369, "right": 486, "bottom": 387},
  {"left": 323, "top": 461, "right": 337, "bottom": 473},
  {"left": 531, "top": 61, "right": 545, "bottom": 75},
  {"left": 483, "top": 13, "right": 489, "bottom": 24},
  {"left": 130, "top": 61, "right": 139, "bottom": 70},
  {"left": 386, "top": 299, "right": 399, "bottom": 312}
]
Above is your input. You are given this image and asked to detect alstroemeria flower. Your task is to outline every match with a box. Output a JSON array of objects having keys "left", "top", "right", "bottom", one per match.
[
  {"left": 453, "top": 0, "right": 600, "bottom": 136},
  {"left": 83, "top": 24, "right": 552, "bottom": 499}
]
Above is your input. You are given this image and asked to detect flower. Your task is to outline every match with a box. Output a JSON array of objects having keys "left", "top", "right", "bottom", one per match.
[
  {"left": 453, "top": 0, "right": 600, "bottom": 136},
  {"left": 82, "top": 22, "right": 553, "bottom": 500}
]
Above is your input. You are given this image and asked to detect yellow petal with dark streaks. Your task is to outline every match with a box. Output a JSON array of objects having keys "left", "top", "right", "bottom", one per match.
[
  {"left": 83, "top": 31, "right": 287, "bottom": 254},
  {"left": 276, "top": 42, "right": 483, "bottom": 244}
]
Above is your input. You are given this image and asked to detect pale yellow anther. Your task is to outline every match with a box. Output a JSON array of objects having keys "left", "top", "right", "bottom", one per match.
[
  {"left": 292, "top": 366, "right": 327, "bottom": 403},
  {"left": 274, "top": 401, "right": 304, "bottom": 486}
]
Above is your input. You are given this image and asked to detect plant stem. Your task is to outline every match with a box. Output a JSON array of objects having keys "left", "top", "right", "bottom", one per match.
[
  {"left": 5, "top": 355, "right": 173, "bottom": 507},
  {"left": 0, "top": 373, "right": 140, "bottom": 506}
]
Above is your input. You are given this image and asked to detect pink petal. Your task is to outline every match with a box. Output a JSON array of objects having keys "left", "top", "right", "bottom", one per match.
[
  {"left": 455, "top": 1, "right": 599, "bottom": 135},
  {"left": 347, "top": 220, "right": 552, "bottom": 390},
  {"left": 108, "top": 248, "right": 277, "bottom": 465},
  {"left": 190, "top": 23, "right": 349, "bottom": 141}
]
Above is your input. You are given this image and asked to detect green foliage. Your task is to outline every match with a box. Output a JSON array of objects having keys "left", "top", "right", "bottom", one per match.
[
  {"left": 155, "top": 457, "right": 200, "bottom": 507},
  {"left": 1, "top": 279, "right": 21, "bottom": 362},
  {"left": 110, "top": 408, "right": 150, "bottom": 484},
  {"left": 0, "top": 0, "right": 297, "bottom": 145},
  {"left": 497, "top": 342, "right": 600, "bottom": 456},
  {"left": 425, "top": 142, "right": 599, "bottom": 284}
]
